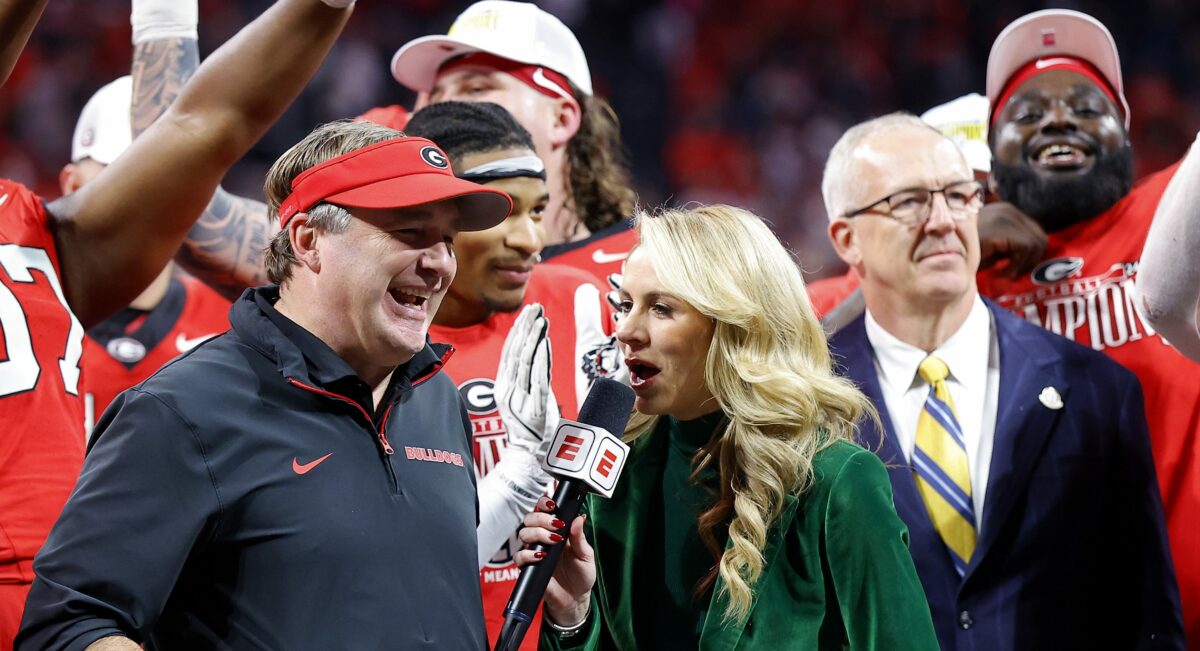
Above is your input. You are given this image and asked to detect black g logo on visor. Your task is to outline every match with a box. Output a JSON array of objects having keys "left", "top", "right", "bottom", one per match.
[{"left": 420, "top": 146, "right": 449, "bottom": 169}]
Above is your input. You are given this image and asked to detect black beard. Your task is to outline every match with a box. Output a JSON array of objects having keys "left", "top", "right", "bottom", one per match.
[{"left": 991, "top": 145, "right": 1134, "bottom": 233}]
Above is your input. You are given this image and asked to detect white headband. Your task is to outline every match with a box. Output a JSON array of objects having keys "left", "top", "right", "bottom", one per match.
[{"left": 458, "top": 155, "right": 546, "bottom": 182}]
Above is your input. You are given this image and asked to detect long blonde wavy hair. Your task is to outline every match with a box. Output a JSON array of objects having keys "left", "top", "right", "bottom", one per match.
[{"left": 624, "top": 205, "right": 874, "bottom": 623}]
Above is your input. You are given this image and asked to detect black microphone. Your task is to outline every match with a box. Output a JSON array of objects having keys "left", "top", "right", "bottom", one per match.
[{"left": 493, "top": 378, "right": 635, "bottom": 651}]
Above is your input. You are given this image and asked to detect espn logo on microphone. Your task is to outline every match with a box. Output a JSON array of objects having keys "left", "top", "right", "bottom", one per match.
[{"left": 542, "top": 421, "right": 630, "bottom": 498}]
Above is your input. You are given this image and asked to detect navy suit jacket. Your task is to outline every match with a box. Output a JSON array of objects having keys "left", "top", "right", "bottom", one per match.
[{"left": 829, "top": 301, "right": 1184, "bottom": 651}]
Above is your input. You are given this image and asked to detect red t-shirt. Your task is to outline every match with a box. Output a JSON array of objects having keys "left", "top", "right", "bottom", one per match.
[
  {"left": 542, "top": 220, "right": 638, "bottom": 280},
  {"left": 0, "top": 180, "right": 87, "bottom": 638},
  {"left": 979, "top": 161, "right": 1200, "bottom": 639},
  {"left": 427, "top": 264, "right": 613, "bottom": 651},
  {"left": 81, "top": 275, "right": 230, "bottom": 433}
]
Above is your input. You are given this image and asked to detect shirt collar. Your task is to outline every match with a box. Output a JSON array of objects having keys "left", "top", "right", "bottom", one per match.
[
  {"left": 864, "top": 295, "right": 992, "bottom": 393},
  {"left": 252, "top": 287, "right": 452, "bottom": 401}
]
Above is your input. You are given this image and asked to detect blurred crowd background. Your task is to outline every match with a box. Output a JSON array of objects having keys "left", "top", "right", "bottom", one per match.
[{"left": 3, "top": 0, "right": 1199, "bottom": 281}]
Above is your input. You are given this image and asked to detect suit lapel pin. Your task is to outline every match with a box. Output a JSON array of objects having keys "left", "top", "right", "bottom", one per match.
[{"left": 1038, "top": 386, "right": 1063, "bottom": 410}]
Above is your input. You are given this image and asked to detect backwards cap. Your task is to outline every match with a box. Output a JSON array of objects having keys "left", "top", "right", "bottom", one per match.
[
  {"left": 391, "top": 0, "right": 592, "bottom": 96},
  {"left": 986, "top": 9, "right": 1129, "bottom": 129},
  {"left": 276, "top": 136, "right": 512, "bottom": 232},
  {"left": 72, "top": 76, "right": 133, "bottom": 165}
]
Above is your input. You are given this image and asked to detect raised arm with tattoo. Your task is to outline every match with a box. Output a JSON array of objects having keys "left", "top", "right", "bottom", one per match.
[
  {"left": 1137, "top": 132, "right": 1200, "bottom": 362},
  {"left": 178, "top": 187, "right": 273, "bottom": 299},
  {"left": 46, "top": 0, "right": 353, "bottom": 328},
  {"left": 128, "top": 5, "right": 274, "bottom": 299}
]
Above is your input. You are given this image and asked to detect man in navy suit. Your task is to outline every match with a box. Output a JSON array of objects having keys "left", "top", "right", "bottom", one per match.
[{"left": 820, "top": 112, "right": 1183, "bottom": 650}]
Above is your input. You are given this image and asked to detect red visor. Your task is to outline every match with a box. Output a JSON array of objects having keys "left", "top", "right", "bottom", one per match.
[
  {"left": 990, "top": 56, "right": 1120, "bottom": 126},
  {"left": 439, "top": 52, "right": 577, "bottom": 102},
  {"left": 277, "top": 137, "right": 512, "bottom": 230}
]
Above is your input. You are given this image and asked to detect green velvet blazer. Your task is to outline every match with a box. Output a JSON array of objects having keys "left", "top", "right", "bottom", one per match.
[{"left": 542, "top": 436, "right": 940, "bottom": 651}]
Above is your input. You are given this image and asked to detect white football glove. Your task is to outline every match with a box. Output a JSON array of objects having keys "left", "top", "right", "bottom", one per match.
[
  {"left": 495, "top": 303, "right": 560, "bottom": 466},
  {"left": 480, "top": 304, "right": 559, "bottom": 566}
]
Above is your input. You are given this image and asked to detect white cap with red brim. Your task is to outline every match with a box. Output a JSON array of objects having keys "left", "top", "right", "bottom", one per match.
[
  {"left": 986, "top": 9, "right": 1129, "bottom": 129},
  {"left": 391, "top": 0, "right": 592, "bottom": 96}
]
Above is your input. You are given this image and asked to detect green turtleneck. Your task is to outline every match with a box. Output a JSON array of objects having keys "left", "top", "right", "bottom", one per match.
[{"left": 632, "top": 410, "right": 728, "bottom": 650}]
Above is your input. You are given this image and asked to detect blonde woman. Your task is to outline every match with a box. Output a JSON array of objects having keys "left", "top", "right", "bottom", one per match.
[{"left": 515, "top": 205, "right": 938, "bottom": 649}]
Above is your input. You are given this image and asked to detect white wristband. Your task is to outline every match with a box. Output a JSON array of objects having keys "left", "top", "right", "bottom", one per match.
[
  {"left": 131, "top": 0, "right": 198, "bottom": 45},
  {"left": 319, "top": 0, "right": 356, "bottom": 7}
]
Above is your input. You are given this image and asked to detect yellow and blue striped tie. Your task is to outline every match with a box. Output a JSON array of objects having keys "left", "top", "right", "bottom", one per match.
[{"left": 912, "top": 355, "right": 976, "bottom": 576}]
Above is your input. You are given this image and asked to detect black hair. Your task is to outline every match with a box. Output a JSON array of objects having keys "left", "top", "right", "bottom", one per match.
[{"left": 404, "top": 101, "right": 535, "bottom": 165}]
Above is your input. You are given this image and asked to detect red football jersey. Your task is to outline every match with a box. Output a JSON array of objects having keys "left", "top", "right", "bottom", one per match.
[
  {"left": 542, "top": 220, "right": 638, "bottom": 280},
  {"left": 0, "top": 180, "right": 87, "bottom": 640},
  {"left": 428, "top": 264, "right": 613, "bottom": 651},
  {"left": 979, "top": 161, "right": 1200, "bottom": 639},
  {"left": 81, "top": 275, "right": 230, "bottom": 433}
]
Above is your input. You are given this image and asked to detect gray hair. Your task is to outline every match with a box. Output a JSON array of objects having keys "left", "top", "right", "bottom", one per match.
[
  {"left": 820, "top": 112, "right": 941, "bottom": 220},
  {"left": 263, "top": 120, "right": 405, "bottom": 285}
]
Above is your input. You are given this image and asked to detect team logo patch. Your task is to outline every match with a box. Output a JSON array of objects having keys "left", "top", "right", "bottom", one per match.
[
  {"left": 459, "top": 378, "right": 497, "bottom": 414},
  {"left": 420, "top": 146, "right": 449, "bottom": 169},
  {"left": 1031, "top": 257, "right": 1084, "bottom": 285},
  {"left": 107, "top": 336, "right": 146, "bottom": 364}
]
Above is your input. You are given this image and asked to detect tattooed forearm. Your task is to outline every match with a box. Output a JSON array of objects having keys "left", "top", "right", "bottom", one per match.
[
  {"left": 131, "top": 32, "right": 271, "bottom": 298},
  {"left": 130, "top": 37, "right": 199, "bottom": 137},
  {"left": 176, "top": 186, "right": 273, "bottom": 300}
]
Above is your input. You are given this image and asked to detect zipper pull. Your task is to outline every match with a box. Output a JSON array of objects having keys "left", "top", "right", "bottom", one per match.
[{"left": 379, "top": 432, "right": 394, "bottom": 455}]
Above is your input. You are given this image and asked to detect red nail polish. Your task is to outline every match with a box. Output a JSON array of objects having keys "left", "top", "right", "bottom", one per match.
[
  {"left": 551, "top": 518, "right": 566, "bottom": 529},
  {"left": 550, "top": 533, "right": 564, "bottom": 543},
  {"left": 534, "top": 551, "right": 547, "bottom": 559},
  {"left": 545, "top": 500, "right": 557, "bottom": 510}
]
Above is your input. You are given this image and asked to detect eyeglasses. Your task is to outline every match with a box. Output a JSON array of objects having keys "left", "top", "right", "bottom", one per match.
[{"left": 843, "top": 180, "right": 984, "bottom": 226}]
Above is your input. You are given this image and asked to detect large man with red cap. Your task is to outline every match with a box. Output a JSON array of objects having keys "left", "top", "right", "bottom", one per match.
[
  {"left": 17, "top": 123, "right": 513, "bottom": 650},
  {"left": 979, "top": 10, "right": 1200, "bottom": 644}
]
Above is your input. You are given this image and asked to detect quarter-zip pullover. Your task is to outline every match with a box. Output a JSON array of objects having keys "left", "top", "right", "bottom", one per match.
[{"left": 17, "top": 287, "right": 486, "bottom": 651}]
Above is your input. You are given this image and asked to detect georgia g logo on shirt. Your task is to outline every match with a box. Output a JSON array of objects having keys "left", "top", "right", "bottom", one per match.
[{"left": 1031, "top": 257, "right": 1084, "bottom": 285}]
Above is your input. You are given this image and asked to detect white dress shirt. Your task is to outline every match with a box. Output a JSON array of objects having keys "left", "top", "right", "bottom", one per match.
[{"left": 864, "top": 296, "right": 1000, "bottom": 528}]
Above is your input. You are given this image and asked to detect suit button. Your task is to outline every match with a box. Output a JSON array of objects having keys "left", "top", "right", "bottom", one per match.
[{"left": 958, "top": 610, "right": 973, "bottom": 629}]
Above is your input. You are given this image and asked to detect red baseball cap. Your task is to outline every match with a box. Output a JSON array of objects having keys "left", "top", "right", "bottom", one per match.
[{"left": 277, "top": 136, "right": 512, "bottom": 231}]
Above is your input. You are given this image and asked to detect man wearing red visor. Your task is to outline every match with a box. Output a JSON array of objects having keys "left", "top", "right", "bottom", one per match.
[
  {"left": 390, "top": 0, "right": 637, "bottom": 281},
  {"left": 17, "top": 123, "right": 513, "bottom": 650},
  {"left": 978, "top": 11, "right": 1200, "bottom": 645}
]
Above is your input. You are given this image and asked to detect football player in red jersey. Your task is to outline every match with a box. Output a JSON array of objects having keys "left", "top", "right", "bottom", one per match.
[
  {"left": 0, "top": 0, "right": 353, "bottom": 643},
  {"left": 981, "top": 10, "right": 1200, "bottom": 644},
  {"left": 60, "top": 76, "right": 231, "bottom": 433},
  {"left": 403, "top": 100, "right": 615, "bottom": 651}
]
